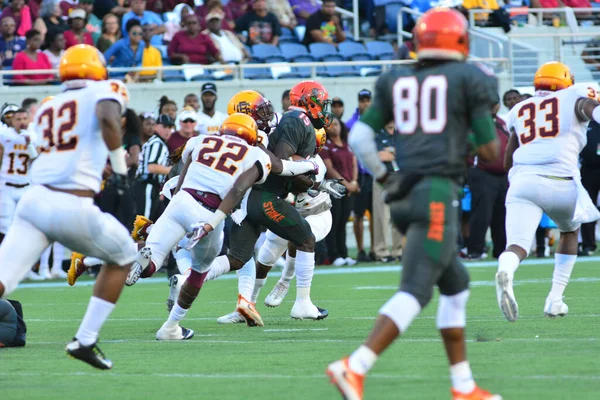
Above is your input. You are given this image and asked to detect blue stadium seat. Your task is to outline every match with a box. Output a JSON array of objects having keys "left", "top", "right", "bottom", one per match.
[
  {"left": 279, "top": 43, "right": 314, "bottom": 62},
  {"left": 162, "top": 68, "right": 186, "bottom": 82},
  {"left": 323, "top": 65, "right": 361, "bottom": 77},
  {"left": 243, "top": 66, "right": 273, "bottom": 80},
  {"left": 279, "top": 27, "right": 299, "bottom": 43},
  {"left": 309, "top": 43, "right": 344, "bottom": 61},
  {"left": 338, "top": 41, "right": 372, "bottom": 61},
  {"left": 366, "top": 41, "right": 395, "bottom": 60},
  {"left": 251, "top": 44, "right": 286, "bottom": 63}
]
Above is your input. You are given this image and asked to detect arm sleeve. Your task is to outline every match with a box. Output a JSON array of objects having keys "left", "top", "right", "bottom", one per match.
[
  {"left": 348, "top": 121, "right": 388, "bottom": 180},
  {"left": 181, "top": 137, "right": 198, "bottom": 162},
  {"left": 360, "top": 73, "right": 393, "bottom": 132}
]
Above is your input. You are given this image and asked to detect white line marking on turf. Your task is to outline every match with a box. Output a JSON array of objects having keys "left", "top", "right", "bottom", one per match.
[
  {"left": 263, "top": 328, "right": 329, "bottom": 332},
  {"left": 18, "top": 256, "right": 600, "bottom": 289},
  {"left": 354, "top": 277, "right": 600, "bottom": 290}
]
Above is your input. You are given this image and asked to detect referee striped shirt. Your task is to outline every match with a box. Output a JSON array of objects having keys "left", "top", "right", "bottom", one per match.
[{"left": 136, "top": 134, "right": 170, "bottom": 185}]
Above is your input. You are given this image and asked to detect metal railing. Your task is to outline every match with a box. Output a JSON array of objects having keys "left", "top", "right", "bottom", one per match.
[{"left": 468, "top": 7, "right": 600, "bottom": 32}]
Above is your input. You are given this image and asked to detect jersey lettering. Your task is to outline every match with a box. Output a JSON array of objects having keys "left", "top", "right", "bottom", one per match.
[
  {"left": 7, "top": 152, "right": 29, "bottom": 175},
  {"left": 38, "top": 101, "right": 79, "bottom": 152},
  {"left": 393, "top": 75, "right": 448, "bottom": 135},
  {"left": 196, "top": 136, "right": 248, "bottom": 175},
  {"left": 517, "top": 98, "right": 559, "bottom": 145}
]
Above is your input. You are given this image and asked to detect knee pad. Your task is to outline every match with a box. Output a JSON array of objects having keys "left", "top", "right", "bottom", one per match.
[
  {"left": 379, "top": 291, "right": 422, "bottom": 333},
  {"left": 436, "top": 290, "right": 470, "bottom": 329},
  {"left": 257, "top": 237, "right": 286, "bottom": 267}
]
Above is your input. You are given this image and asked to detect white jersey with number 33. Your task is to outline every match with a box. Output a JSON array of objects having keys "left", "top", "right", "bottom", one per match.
[
  {"left": 181, "top": 134, "right": 272, "bottom": 199},
  {"left": 506, "top": 83, "right": 598, "bottom": 178},
  {"left": 30, "top": 79, "right": 128, "bottom": 193}
]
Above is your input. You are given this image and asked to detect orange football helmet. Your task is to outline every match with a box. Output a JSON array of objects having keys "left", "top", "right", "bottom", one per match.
[
  {"left": 227, "top": 90, "right": 275, "bottom": 134},
  {"left": 59, "top": 44, "right": 108, "bottom": 82},
  {"left": 289, "top": 80, "right": 333, "bottom": 128},
  {"left": 314, "top": 128, "right": 326, "bottom": 154},
  {"left": 40, "top": 96, "right": 54, "bottom": 105},
  {"left": 220, "top": 113, "right": 258, "bottom": 146},
  {"left": 413, "top": 8, "right": 469, "bottom": 61},
  {"left": 533, "top": 61, "right": 574, "bottom": 92}
]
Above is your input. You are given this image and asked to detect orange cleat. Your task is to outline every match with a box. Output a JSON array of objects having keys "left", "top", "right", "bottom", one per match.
[
  {"left": 67, "top": 252, "right": 87, "bottom": 286},
  {"left": 235, "top": 294, "right": 264, "bottom": 327},
  {"left": 452, "top": 386, "right": 503, "bottom": 400},
  {"left": 131, "top": 215, "right": 153, "bottom": 242},
  {"left": 326, "top": 358, "right": 364, "bottom": 400}
]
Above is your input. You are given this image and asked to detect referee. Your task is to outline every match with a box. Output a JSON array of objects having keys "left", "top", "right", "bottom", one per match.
[{"left": 134, "top": 114, "right": 173, "bottom": 221}]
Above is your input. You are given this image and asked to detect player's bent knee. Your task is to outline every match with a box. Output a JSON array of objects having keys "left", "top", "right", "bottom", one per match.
[
  {"left": 227, "top": 255, "right": 245, "bottom": 271},
  {"left": 379, "top": 291, "right": 422, "bottom": 333},
  {"left": 436, "top": 289, "right": 470, "bottom": 329},
  {"left": 298, "top": 233, "right": 316, "bottom": 252},
  {"left": 257, "top": 240, "right": 284, "bottom": 267}
]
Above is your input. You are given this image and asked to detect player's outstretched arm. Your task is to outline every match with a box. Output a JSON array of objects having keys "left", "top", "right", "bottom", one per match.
[
  {"left": 258, "top": 144, "right": 318, "bottom": 176},
  {"left": 97, "top": 100, "right": 128, "bottom": 177},
  {"left": 575, "top": 97, "right": 600, "bottom": 122}
]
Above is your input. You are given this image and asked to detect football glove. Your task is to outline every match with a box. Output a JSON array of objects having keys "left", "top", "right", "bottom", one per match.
[{"left": 319, "top": 178, "right": 346, "bottom": 199}]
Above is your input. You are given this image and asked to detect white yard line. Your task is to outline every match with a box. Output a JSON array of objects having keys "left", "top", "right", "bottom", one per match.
[{"left": 354, "top": 277, "right": 600, "bottom": 290}]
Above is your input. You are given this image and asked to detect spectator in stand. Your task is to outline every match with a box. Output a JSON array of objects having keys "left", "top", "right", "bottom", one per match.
[
  {"left": 581, "top": 36, "right": 600, "bottom": 71},
  {"left": 159, "top": 95, "right": 178, "bottom": 121},
  {"left": 531, "top": 0, "right": 592, "bottom": 18},
  {"left": 196, "top": 0, "right": 233, "bottom": 31},
  {"left": 321, "top": 116, "right": 358, "bottom": 267},
  {"left": 12, "top": 29, "right": 54, "bottom": 84},
  {"left": 267, "top": 0, "right": 298, "bottom": 29},
  {"left": 121, "top": 0, "right": 165, "bottom": 47},
  {"left": 235, "top": 0, "right": 281, "bottom": 46},
  {"left": 33, "top": 0, "right": 67, "bottom": 47},
  {"left": 302, "top": 0, "right": 345, "bottom": 46},
  {"left": 168, "top": 13, "right": 223, "bottom": 65},
  {"left": 2, "top": 0, "right": 33, "bottom": 38},
  {"left": 167, "top": 108, "right": 198, "bottom": 153},
  {"left": 331, "top": 97, "right": 344, "bottom": 119},
  {"left": 183, "top": 93, "right": 200, "bottom": 112},
  {"left": 196, "top": 82, "right": 227, "bottom": 135},
  {"left": 0, "top": 17, "right": 26, "bottom": 68},
  {"left": 138, "top": 22, "right": 162, "bottom": 82},
  {"left": 466, "top": 98, "right": 508, "bottom": 260},
  {"left": 28, "top": 0, "right": 42, "bottom": 21},
  {"left": 163, "top": 3, "right": 193, "bottom": 44},
  {"left": 146, "top": 0, "right": 194, "bottom": 14},
  {"left": 372, "top": 120, "right": 402, "bottom": 263},
  {"left": 41, "top": 29, "right": 64, "bottom": 67},
  {"left": 63, "top": 8, "right": 93, "bottom": 48},
  {"left": 289, "top": 0, "right": 320, "bottom": 26},
  {"left": 579, "top": 121, "right": 600, "bottom": 256},
  {"left": 93, "top": 0, "right": 130, "bottom": 19},
  {"left": 204, "top": 11, "right": 249, "bottom": 63},
  {"left": 95, "top": 12, "right": 120, "bottom": 53},
  {"left": 139, "top": 112, "right": 156, "bottom": 145},
  {"left": 104, "top": 19, "right": 144, "bottom": 74},
  {"left": 79, "top": 0, "right": 101, "bottom": 43},
  {"left": 225, "top": 0, "right": 251, "bottom": 24}
]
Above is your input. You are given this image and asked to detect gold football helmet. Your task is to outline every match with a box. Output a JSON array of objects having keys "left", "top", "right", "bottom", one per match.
[
  {"left": 220, "top": 113, "right": 259, "bottom": 146},
  {"left": 227, "top": 90, "right": 275, "bottom": 134}
]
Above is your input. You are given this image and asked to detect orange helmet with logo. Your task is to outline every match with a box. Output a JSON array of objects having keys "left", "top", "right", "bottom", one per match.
[
  {"left": 227, "top": 90, "right": 275, "bottom": 134},
  {"left": 59, "top": 44, "right": 108, "bottom": 82},
  {"left": 289, "top": 80, "right": 333, "bottom": 128},
  {"left": 314, "top": 128, "right": 326, "bottom": 154},
  {"left": 220, "top": 113, "right": 258, "bottom": 146},
  {"left": 413, "top": 8, "right": 469, "bottom": 61},
  {"left": 533, "top": 61, "right": 574, "bottom": 92}
]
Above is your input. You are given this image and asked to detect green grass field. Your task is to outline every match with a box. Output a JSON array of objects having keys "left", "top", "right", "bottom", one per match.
[{"left": 3, "top": 257, "right": 600, "bottom": 400}]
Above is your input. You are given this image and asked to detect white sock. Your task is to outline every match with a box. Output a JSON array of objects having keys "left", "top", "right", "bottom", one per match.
[
  {"left": 497, "top": 251, "right": 520, "bottom": 279},
  {"left": 295, "top": 250, "right": 315, "bottom": 301},
  {"left": 205, "top": 255, "right": 230, "bottom": 282},
  {"left": 548, "top": 253, "right": 576, "bottom": 300},
  {"left": 165, "top": 303, "right": 189, "bottom": 329},
  {"left": 39, "top": 246, "right": 51, "bottom": 275},
  {"left": 51, "top": 243, "right": 64, "bottom": 273},
  {"left": 348, "top": 345, "right": 378, "bottom": 375},
  {"left": 84, "top": 257, "right": 106, "bottom": 267},
  {"left": 75, "top": 296, "right": 115, "bottom": 346},
  {"left": 252, "top": 278, "right": 266, "bottom": 303},
  {"left": 450, "top": 361, "right": 476, "bottom": 394},
  {"left": 238, "top": 258, "right": 255, "bottom": 300},
  {"left": 281, "top": 253, "right": 296, "bottom": 283}
]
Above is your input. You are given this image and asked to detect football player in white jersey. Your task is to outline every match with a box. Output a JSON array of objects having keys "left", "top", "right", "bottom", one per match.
[
  {"left": 0, "top": 108, "right": 38, "bottom": 243},
  {"left": 0, "top": 44, "right": 137, "bottom": 369},
  {"left": 496, "top": 61, "right": 600, "bottom": 322}
]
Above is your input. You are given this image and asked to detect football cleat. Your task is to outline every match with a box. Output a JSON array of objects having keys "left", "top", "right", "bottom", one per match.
[
  {"left": 131, "top": 215, "right": 153, "bottom": 242},
  {"left": 65, "top": 339, "right": 113, "bottom": 370},
  {"left": 264, "top": 280, "right": 290, "bottom": 308},
  {"left": 291, "top": 301, "right": 329, "bottom": 320},
  {"left": 217, "top": 310, "right": 246, "bottom": 324},
  {"left": 167, "top": 274, "right": 185, "bottom": 312},
  {"left": 326, "top": 358, "right": 364, "bottom": 400},
  {"left": 451, "top": 386, "right": 503, "bottom": 400},
  {"left": 126, "top": 247, "right": 152, "bottom": 286},
  {"left": 544, "top": 297, "right": 569, "bottom": 318},
  {"left": 68, "top": 252, "right": 87, "bottom": 286},
  {"left": 236, "top": 294, "right": 264, "bottom": 327},
  {"left": 495, "top": 271, "right": 518, "bottom": 322},
  {"left": 156, "top": 323, "right": 195, "bottom": 341}
]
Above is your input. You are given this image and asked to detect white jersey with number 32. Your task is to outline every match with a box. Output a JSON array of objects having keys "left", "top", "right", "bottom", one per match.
[
  {"left": 181, "top": 134, "right": 272, "bottom": 199},
  {"left": 506, "top": 83, "right": 598, "bottom": 178},
  {"left": 30, "top": 79, "right": 128, "bottom": 193}
]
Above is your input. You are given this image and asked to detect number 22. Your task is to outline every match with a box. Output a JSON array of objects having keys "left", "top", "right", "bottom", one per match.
[{"left": 197, "top": 137, "right": 248, "bottom": 175}]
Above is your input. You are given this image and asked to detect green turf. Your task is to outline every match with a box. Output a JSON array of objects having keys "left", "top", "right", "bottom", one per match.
[{"left": 3, "top": 259, "right": 600, "bottom": 400}]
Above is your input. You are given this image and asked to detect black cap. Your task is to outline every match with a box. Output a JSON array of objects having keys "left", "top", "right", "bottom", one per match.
[
  {"left": 358, "top": 89, "right": 372, "bottom": 100},
  {"left": 331, "top": 97, "right": 344, "bottom": 106},
  {"left": 156, "top": 113, "right": 174, "bottom": 126},
  {"left": 201, "top": 82, "right": 217, "bottom": 95}
]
